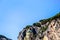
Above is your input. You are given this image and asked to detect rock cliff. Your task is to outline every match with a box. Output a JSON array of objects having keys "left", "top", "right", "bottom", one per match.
[{"left": 18, "top": 12, "right": 60, "bottom": 40}]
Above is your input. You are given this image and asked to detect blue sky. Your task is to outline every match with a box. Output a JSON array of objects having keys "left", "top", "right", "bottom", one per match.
[{"left": 0, "top": 0, "right": 60, "bottom": 40}]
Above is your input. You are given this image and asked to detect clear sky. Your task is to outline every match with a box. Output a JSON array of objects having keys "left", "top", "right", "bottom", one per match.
[{"left": 0, "top": 0, "right": 60, "bottom": 40}]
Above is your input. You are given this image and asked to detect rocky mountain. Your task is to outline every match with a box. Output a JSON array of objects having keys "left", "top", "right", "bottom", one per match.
[
  {"left": 0, "top": 35, "right": 12, "bottom": 40},
  {"left": 18, "top": 12, "right": 60, "bottom": 40}
]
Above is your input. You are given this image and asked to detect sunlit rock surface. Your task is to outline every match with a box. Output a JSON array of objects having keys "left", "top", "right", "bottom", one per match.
[{"left": 18, "top": 13, "right": 60, "bottom": 40}]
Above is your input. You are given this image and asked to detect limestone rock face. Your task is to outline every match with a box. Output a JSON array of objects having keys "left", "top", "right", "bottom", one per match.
[
  {"left": 0, "top": 35, "right": 12, "bottom": 40},
  {"left": 24, "top": 29, "right": 33, "bottom": 40},
  {"left": 18, "top": 13, "right": 60, "bottom": 40},
  {"left": 43, "top": 35, "right": 48, "bottom": 40},
  {"left": 46, "top": 19, "right": 60, "bottom": 40}
]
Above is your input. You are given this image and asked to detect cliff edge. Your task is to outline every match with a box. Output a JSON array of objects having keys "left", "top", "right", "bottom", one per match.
[{"left": 18, "top": 12, "right": 60, "bottom": 40}]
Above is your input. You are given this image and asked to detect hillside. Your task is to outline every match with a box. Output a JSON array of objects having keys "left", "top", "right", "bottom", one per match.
[
  {"left": 18, "top": 12, "right": 60, "bottom": 40},
  {"left": 0, "top": 35, "right": 12, "bottom": 40}
]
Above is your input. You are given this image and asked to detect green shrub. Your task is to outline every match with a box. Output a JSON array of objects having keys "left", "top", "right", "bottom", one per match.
[
  {"left": 41, "top": 26, "right": 48, "bottom": 32},
  {"left": 39, "top": 19, "right": 48, "bottom": 25},
  {"left": 33, "top": 22, "right": 41, "bottom": 27},
  {"left": 25, "top": 25, "right": 32, "bottom": 29},
  {"left": 39, "top": 12, "right": 60, "bottom": 24}
]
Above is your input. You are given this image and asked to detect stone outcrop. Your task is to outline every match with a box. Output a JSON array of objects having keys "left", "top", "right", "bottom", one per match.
[
  {"left": 24, "top": 28, "right": 33, "bottom": 40},
  {"left": 18, "top": 12, "right": 60, "bottom": 40},
  {"left": 0, "top": 35, "right": 12, "bottom": 40}
]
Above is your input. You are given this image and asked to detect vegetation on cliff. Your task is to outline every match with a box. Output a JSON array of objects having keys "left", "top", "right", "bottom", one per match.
[
  {"left": 39, "top": 12, "right": 60, "bottom": 24},
  {"left": 25, "top": 12, "right": 60, "bottom": 32},
  {"left": 18, "top": 12, "right": 60, "bottom": 40}
]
